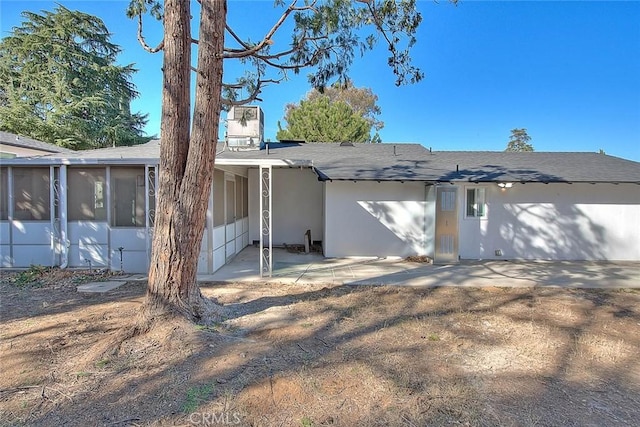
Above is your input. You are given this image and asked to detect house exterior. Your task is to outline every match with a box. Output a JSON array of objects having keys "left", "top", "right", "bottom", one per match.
[
  {"left": 0, "top": 131, "right": 74, "bottom": 158},
  {"left": 1, "top": 140, "right": 639, "bottom": 274}
]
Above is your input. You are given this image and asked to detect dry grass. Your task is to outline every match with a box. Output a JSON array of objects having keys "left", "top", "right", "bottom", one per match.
[{"left": 1, "top": 272, "right": 639, "bottom": 426}]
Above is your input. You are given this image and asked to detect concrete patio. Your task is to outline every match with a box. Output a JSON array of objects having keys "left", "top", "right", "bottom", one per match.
[{"left": 199, "top": 246, "right": 640, "bottom": 289}]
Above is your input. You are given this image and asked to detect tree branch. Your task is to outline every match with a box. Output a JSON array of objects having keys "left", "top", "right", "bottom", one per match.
[
  {"left": 136, "top": 14, "right": 163, "bottom": 53},
  {"left": 252, "top": 35, "right": 327, "bottom": 61},
  {"left": 221, "top": 78, "right": 283, "bottom": 106},
  {"left": 365, "top": 2, "right": 394, "bottom": 53},
  {"left": 223, "top": 0, "right": 318, "bottom": 59}
]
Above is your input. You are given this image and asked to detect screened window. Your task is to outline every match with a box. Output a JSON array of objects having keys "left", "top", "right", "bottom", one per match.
[
  {"left": 226, "top": 179, "right": 235, "bottom": 225},
  {"left": 242, "top": 176, "right": 248, "bottom": 218},
  {"left": 111, "top": 167, "right": 145, "bottom": 227},
  {"left": 68, "top": 168, "right": 107, "bottom": 221},
  {"left": 0, "top": 168, "right": 7, "bottom": 220},
  {"left": 13, "top": 168, "right": 50, "bottom": 220},
  {"left": 235, "top": 175, "right": 242, "bottom": 219},
  {"left": 466, "top": 188, "right": 486, "bottom": 218},
  {"left": 213, "top": 170, "right": 225, "bottom": 227}
]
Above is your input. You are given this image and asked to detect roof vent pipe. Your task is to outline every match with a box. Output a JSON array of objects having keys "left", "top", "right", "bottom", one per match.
[
  {"left": 456, "top": 164, "right": 459, "bottom": 173},
  {"left": 394, "top": 145, "right": 397, "bottom": 156},
  {"left": 266, "top": 141, "right": 269, "bottom": 155}
]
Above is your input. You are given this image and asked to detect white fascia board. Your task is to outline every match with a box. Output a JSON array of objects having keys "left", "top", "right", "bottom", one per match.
[
  {"left": 216, "top": 158, "right": 313, "bottom": 167},
  {"left": 1, "top": 157, "right": 160, "bottom": 166},
  {"left": 2, "top": 157, "right": 313, "bottom": 168}
]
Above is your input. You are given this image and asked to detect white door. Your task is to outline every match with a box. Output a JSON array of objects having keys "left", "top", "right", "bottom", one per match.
[{"left": 434, "top": 186, "right": 459, "bottom": 263}]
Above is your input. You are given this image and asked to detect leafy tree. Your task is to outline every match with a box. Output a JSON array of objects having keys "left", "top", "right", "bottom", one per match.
[
  {"left": 128, "top": 0, "right": 457, "bottom": 323},
  {"left": 0, "top": 6, "right": 149, "bottom": 149},
  {"left": 279, "top": 80, "right": 383, "bottom": 142},
  {"left": 505, "top": 128, "right": 534, "bottom": 152},
  {"left": 276, "top": 97, "right": 370, "bottom": 142}
]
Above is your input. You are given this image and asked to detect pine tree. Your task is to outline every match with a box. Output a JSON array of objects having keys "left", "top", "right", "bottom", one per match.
[{"left": 0, "top": 6, "right": 149, "bottom": 149}]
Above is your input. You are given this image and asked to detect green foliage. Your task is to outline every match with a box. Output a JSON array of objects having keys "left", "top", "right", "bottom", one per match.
[
  {"left": 291, "top": 0, "right": 428, "bottom": 89},
  {"left": 505, "top": 128, "right": 534, "bottom": 152},
  {"left": 277, "top": 97, "right": 370, "bottom": 143},
  {"left": 0, "top": 5, "right": 150, "bottom": 149},
  {"left": 128, "top": 0, "right": 443, "bottom": 104},
  {"left": 300, "top": 416, "right": 315, "bottom": 427},
  {"left": 182, "top": 384, "right": 215, "bottom": 413},
  {"left": 10, "top": 265, "right": 49, "bottom": 288},
  {"left": 283, "top": 80, "right": 384, "bottom": 142},
  {"left": 95, "top": 359, "right": 110, "bottom": 369},
  {"left": 306, "top": 79, "right": 384, "bottom": 133}
]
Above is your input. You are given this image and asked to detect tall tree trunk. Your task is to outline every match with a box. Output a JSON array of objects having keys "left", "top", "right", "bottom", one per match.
[{"left": 144, "top": 0, "right": 226, "bottom": 322}]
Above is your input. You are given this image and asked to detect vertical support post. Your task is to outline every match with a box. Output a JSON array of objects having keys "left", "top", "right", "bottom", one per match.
[
  {"left": 59, "top": 165, "right": 67, "bottom": 268},
  {"left": 259, "top": 165, "right": 272, "bottom": 277},
  {"left": 49, "top": 166, "right": 58, "bottom": 266},
  {"left": 145, "top": 165, "right": 157, "bottom": 268},
  {"left": 7, "top": 167, "right": 14, "bottom": 266},
  {"left": 106, "top": 167, "right": 112, "bottom": 269}
]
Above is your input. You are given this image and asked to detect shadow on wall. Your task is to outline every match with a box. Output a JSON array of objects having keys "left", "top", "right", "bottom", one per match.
[
  {"left": 357, "top": 200, "right": 426, "bottom": 255},
  {"left": 488, "top": 202, "right": 607, "bottom": 260},
  {"left": 435, "top": 166, "right": 612, "bottom": 261}
]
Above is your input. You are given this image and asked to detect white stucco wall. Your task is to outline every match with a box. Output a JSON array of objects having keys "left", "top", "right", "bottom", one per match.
[
  {"left": 68, "top": 221, "right": 109, "bottom": 268},
  {"left": 248, "top": 168, "right": 324, "bottom": 246},
  {"left": 6, "top": 222, "right": 55, "bottom": 267},
  {"left": 459, "top": 183, "right": 640, "bottom": 261},
  {"left": 324, "top": 181, "right": 428, "bottom": 258}
]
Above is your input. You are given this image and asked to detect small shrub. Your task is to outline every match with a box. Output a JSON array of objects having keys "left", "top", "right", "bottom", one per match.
[
  {"left": 300, "top": 417, "right": 315, "bottom": 427},
  {"left": 95, "top": 359, "right": 110, "bottom": 369},
  {"left": 182, "top": 384, "right": 215, "bottom": 413},
  {"left": 12, "top": 265, "right": 49, "bottom": 287}
]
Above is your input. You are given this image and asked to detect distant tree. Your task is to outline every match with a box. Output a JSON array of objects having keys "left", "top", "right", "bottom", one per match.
[
  {"left": 308, "top": 79, "right": 383, "bottom": 131},
  {"left": 277, "top": 96, "right": 370, "bottom": 142},
  {"left": 0, "top": 6, "right": 149, "bottom": 149},
  {"left": 278, "top": 78, "right": 384, "bottom": 142},
  {"left": 505, "top": 128, "right": 534, "bottom": 152}
]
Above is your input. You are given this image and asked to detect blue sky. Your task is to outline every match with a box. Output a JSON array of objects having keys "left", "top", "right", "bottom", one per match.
[{"left": 1, "top": 0, "right": 639, "bottom": 161}]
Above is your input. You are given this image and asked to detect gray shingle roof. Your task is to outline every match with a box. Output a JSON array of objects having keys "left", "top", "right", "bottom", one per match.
[
  {"left": 219, "top": 142, "right": 640, "bottom": 183},
  {"left": 37, "top": 138, "right": 161, "bottom": 161},
  {"left": 0, "top": 131, "right": 74, "bottom": 154},
  {"left": 4, "top": 140, "right": 639, "bottom": 183}
]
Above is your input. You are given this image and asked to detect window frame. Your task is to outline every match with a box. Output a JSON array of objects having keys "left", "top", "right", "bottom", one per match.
[
  {"left": 465, "top": 186, "right": 487, "bottom": 219},
  {"left": 110, "top": 166, "right": 146, "bottom": 227},
  {"left": 67, "top": 167, "right": 107, "bottom": 221}
]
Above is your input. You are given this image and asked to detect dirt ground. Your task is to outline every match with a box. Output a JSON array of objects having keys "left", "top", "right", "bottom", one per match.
[{"left": 1, "top": 268, "right": 639, "bottom": 427}]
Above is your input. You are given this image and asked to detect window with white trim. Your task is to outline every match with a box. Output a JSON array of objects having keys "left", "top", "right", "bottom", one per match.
[{"left": 466, "top": 187, "right": 486, "bottom": 218}]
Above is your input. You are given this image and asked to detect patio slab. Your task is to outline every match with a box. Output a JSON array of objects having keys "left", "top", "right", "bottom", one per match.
[
  {"left": 77, "top": 280, "right": 127, "bottom": 293},
  {"left": 202, "top": 246, "right": 640, "bottom": 289}
]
